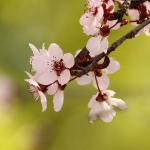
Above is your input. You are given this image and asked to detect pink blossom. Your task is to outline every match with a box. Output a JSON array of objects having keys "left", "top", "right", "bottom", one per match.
[
  {"left": 79, "top": 1, "right": 104, "bottom": 35},
  {"left": 24, "top": 72, "right": 47, "bottom": 112},
  {"left": 31, "top": 43, "right": 74, "bottom": 85}
]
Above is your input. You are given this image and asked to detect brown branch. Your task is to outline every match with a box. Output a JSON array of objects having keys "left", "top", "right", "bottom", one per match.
[
  {"left": 130, "top": 0, "right": 148, "bottom": 9},
  {"left": 72, "top": 18, "right": 150, "bottom": 76},
  {"left": 108, "top": 0, "right": 131, "bottom": 21}
]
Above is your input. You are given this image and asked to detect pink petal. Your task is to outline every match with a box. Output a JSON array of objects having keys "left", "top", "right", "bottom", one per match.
[
  {"left": 106, "top": 20, "right": 121, "bottom": 30},
  {"left": 25, "top": 71, "right": 33, "bottom": 78},
  {"left": 76, "top": 72, "right": 93, "bottom": 85},
  {"left": 93, "top": 73, "right": 109, "bottom": 90},
  {"left": 47, "top": 83, "right": 58, "bottom": 95},
  {"left": 53, "top": 90, "right": 64, "bottom": 112},
  {"left": 38, "top": 72, "right": 57, "bottom": 85},
  {"left": 31, "top": 56, "right": 48, "bottom": 72},
  {"left": 62, "top": 53, "right": 75, "bottom": 68},
  {"left": 24, "top": 79, "right": 39, "bottom": 87},
  {"left": 29, "top": 43, "right": 39, "bottom": 56},
  {"left": 39, "top": 43, "right": 47, "bottom": 55},
  {"left": 58, "top": 69, "right": 70, "bottom": 85},
  {"left": 83, "top": 25, "right": 100, "bottom": 36},
  {"left": 128, "top": 9, "right": 139, "bottom": 20},
  {"left": 97, "top": 7, "right": 104, "bottom": 20},
  {"left": 104, "top": 57, "right": 120, "bottom": 74},
  {"left": 48, "top": 43, "right": 63, "bottom": 61},
  {"left": 39, "top": 91, "right": 47, "bottom": 112},
  {"left": 79, "top": 12, "right": 93, "bottom": 26},
  {"left": 83, "top": 26, "right": 93, "bottom": 35},
  {"left": 100, "top": 37, "right": 108, "bottom": 53},
  {"left": 74, "top": 49, "right": 81, "bottom": 57},
  {"left": 86, "top": 36, "right": 102, "bottom": 56}
]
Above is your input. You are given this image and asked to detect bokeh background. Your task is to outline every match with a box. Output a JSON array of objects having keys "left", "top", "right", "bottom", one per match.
[{"left": 1, "top": 0, "right": 150, "bottom": 150}]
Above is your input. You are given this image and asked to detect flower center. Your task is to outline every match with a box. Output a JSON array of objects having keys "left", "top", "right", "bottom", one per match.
[
  {"left": 90, "top": 6, "right": 98, "bottom": 16},
  {"left": 96, "top": 92, "right": 108, "bottom": 102},
  {"left": 52, "top": 59, "right": 65, "bottom": 76}
]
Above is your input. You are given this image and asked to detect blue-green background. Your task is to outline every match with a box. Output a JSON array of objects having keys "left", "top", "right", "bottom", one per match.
[{"left": 1, "top": 0, "right": 150, "bottom": 150}]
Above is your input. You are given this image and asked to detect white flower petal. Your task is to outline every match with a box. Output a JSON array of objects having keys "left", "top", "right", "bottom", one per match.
[
  {"left": 53, "top": 90, "right": 64, "bottom": 112},
  {"left": 104, "top": 57, "right": 120, "bottom": 74},
  {"left": 83, "top": 25, "right": 100, "bottom": 36},
  {"left": 128, "top": 9, "right": 139, "bottom": 21},
  {"left": 38, "top": 72, "right": 57, "bottom": 85},
  {"left": 58, "top": 69, "right": 70, "bottom": 85},
  {"left": 99, "top": 102, "right": 116, "bottom": 122},
  {"left": 48, "top": 43, "right": 63, "bottom": 60},
  {"left": 76, "top": 72, "right": 93, "bottom": 85},
  {"left": 97, "top": 7, "right": 104, "bottom": 20},
  {"left": 86, "top": 36, "right": 102, "bottom": 56},
  {"left": 62, "top": 53, "right": 75, "bottom": 68},
  {"left": 74, "top": 49, "right": 81, "bottom": 57},
  {"left": 39, "top": 91, "right": 47, "bottom": 112},
  {"left": 100, "top": 37, "right": 108, "bottom": 53},
  {"left": 88, "top": 93, "right": 98, "bottom": 108},
  {"left": 25, "top": 71, "right": 33, "bottom": 78},
  {"left": 106, "top": 20, "right": 121, "bottom": 30},
  {"left": 88, "top": 101, "right": 100, "bottom": 123},
  {"left": 83, "top": 26, "right": 93, "bottom": 36},
  {"left": 93, "top": 73, "right": 109, "bottom": 90},
  {"left": 47, "top": 83, "right": 58, "bottom": 95},
  {"left": 29, "top": 43, "right": 39, "bottom": 56},
  {"left": 108, "top": 98, "right": 127, "bottom": 110},
  {"left": 103, "top": 90, "right": 116, "bottom": 97},
  {"left": 79, "top": 12, "right": 93, "bottom": 26}
]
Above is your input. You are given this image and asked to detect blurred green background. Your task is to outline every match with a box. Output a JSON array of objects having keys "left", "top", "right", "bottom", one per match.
[{"left": 1, "top": 0, "right": 150, "bottom": 150}]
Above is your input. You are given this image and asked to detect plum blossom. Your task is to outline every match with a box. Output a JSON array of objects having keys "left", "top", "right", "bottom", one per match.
[
  {"left": 79, "top": 0, "right": 104, "bottom": 35},
  {"left": 80, "top": 0, "right": 116, "bottom": 36},
  {"left": 25, "top": 71, "right": 65, "bottom": 112},
  {"left": 24, "top": 72, "right": 47, "bottom": 112},
  {"left": 88, "top": 90, "right": 127, "bottom": 123},
  {"left": 31, "top": 43, "right": 74, "bottom": 85},
  {"left": 127, "top": 2, "right": 150, "bottom": 36}
]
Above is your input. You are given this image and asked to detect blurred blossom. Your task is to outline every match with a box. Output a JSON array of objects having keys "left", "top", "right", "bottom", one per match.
[{"left": 0, "top": 73, "right": 17, "bottom": 110}]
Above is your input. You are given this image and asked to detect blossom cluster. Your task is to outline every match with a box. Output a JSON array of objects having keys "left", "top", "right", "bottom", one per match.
[{"left": 25, "top": 0, "right": 150, "bottom": 123}]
